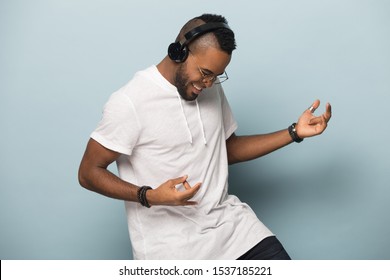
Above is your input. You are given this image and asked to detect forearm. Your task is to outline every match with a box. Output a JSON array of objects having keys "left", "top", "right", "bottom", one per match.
[
  {"left": 226, "top": 129, "right": 293, "bottom": 164},
  {"left": 78, "top": 138, "right": 201, "bottom": 207},
  {"left": 78, "top": 164, "right": 139, "bottom": 202}
]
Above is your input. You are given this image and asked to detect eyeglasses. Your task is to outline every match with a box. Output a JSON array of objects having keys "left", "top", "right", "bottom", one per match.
[{"left": 189, "top": 51, "right": 229, "bottom": 84}]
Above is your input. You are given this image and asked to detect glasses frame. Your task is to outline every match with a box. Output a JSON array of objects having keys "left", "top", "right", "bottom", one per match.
[{"left": 188, "top": 51, "right": 229, "bottom": 85}]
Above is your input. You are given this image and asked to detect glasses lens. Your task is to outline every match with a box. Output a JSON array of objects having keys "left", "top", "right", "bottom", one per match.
[{"left": 214, "top": 72, "right": 229, "bottom": 84}]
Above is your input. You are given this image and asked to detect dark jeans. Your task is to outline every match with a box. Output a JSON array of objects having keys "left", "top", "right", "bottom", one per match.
[{"left": 237, "top": 236, "right": 291, "bottom": 260}]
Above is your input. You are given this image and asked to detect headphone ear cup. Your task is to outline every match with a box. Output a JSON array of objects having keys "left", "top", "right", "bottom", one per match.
[{"left": 168, "top": 42, "right": 188, "bottom": 63}]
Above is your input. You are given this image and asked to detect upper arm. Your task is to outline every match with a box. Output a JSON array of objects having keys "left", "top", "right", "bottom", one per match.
[
  {"left": 226, "top": 132, "right": 237, "bottom": 147},
  {"left": 226, "top": 133, "right": 238, "bottom": 164},
  {"left": 78, "top": 138, "right": 120, "bottom": 183}
]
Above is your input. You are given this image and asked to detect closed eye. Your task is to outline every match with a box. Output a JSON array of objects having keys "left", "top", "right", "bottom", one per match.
[{"left": 200, "top": 68, "right": 213, "bottom": 77}]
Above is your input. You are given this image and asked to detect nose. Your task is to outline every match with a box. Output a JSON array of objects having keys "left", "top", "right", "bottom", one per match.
[{"left": 202, "top": 79, "right": 214, "bottom": 88}]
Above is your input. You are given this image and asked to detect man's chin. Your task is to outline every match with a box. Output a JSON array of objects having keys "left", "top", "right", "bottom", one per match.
[{"left": 179, "top": 91, "right": 198, "bottom": 101}]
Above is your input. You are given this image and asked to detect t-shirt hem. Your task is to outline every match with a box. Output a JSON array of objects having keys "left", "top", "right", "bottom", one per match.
[
  {"left": 225, "top": 122, "right": 238, "bottom": 140},
  {"left": 234, "top": 233, "right": 275, "bottom": 260},
  {"left": 90, "top": 132, "right": 132, "bottom": 156}
]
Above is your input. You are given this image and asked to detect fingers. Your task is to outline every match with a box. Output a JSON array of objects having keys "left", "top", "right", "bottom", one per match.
[
  {"left": 307, "top": 99, "right": 320, "bottom": 113},
  {"left": 183, "top": 180, "right": 201, "bottom": 191},
  {"left": 183, "top": 179, "right": 191, "bottom": 190},
  {"left": 325, "top": 102, "right": 332, "bottom": 122},
  {"left": 171, "top": 176, "right": 202, "bottom": 205},
  {"left": 169, "top": 175, "right": 188, "bottom": 187},
  {"left": 296, "top": 100, "right": 332, "bottom": 139},
  {"left": 306, "top": 100, "right": 331, "bottom": 121},
  {"left": 308, "top": 115, "right": 326, "bottom": 125},
  {"left": 180, "top": 182, "right": 202, "bottom": 206},
  {"left": 309, "top": 103, "right": 331, "bottom": 124},
  {"left": 181, "top": 180, "right": 202, "bottom": 198}
]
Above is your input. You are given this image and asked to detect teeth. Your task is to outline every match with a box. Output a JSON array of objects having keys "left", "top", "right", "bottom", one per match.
[{"left": 192, "top": 83, "right": 202, "bottom": 91}]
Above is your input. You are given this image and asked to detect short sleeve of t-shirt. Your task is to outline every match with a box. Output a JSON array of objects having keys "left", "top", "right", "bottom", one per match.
[
  {"left": 91, "top": 90, "right": 141, "bottom": 156},
  {"left": 220, "top": 87, "right": 238, "bottom": 139}
]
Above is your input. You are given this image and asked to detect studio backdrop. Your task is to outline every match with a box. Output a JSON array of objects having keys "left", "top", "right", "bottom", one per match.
[{"left": 1, "top": 0, "right": 389, "bottom": 259}]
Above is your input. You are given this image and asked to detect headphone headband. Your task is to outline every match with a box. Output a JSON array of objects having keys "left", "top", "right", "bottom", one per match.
[
  {"left": 181, "top": 22, "right": 231, "bottom": 46},
  {"left": 168, "top": 22, "right": 231, "bottom": 63}
]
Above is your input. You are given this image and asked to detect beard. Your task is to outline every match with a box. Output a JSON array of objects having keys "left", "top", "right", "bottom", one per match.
[{"left": 174, "top": 64, "right": 198, "bottom": 101}]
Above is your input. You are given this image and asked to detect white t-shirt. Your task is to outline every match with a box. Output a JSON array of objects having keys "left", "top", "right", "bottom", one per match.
[{"left": 91, "top": 65, "right": 273, "bottom": 259}]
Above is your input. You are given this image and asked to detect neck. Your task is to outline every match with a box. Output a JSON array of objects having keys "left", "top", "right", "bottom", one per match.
[{"left": 157, "top": 56, "right": 177, "bottom": 85}]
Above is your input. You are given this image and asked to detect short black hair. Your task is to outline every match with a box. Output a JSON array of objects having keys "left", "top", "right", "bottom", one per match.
[{"left": 194, "top": 13, "right": 236, "bottom": 54}]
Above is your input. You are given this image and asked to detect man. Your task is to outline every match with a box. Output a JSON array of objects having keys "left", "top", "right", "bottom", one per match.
[{"left": 78, "top": 13, "right": 331, "bottom": 260}]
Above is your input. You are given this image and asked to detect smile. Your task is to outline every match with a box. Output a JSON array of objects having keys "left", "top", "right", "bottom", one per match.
[{"left": 192, "top": 83, "right": 203, "bottom": 92}]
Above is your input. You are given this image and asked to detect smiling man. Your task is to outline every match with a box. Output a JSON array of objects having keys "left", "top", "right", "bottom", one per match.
[{"left": 78, "top": 13, "right": 331, "bottom": 260}]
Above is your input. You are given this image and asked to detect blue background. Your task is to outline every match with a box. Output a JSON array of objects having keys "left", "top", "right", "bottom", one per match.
[{"left": 1, "top": 0, "right": 389, "bottom": 259}]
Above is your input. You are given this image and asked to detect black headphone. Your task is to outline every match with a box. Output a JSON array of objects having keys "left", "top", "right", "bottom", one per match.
[{"left": 168, "top": 22, "right": 231, "bottom": 63}]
